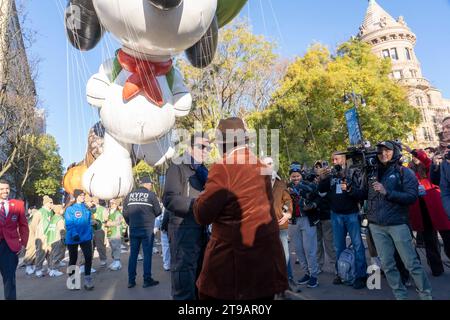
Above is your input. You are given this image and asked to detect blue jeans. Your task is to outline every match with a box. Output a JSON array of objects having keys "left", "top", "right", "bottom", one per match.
[
  {"left": 279, "top": 229, "right": 293, "bottom": 279},
  {"left": 161, "top": 231, "right": 170, "bottom": 270},
  {"left": 128, "top": 228, "right": 154, "bottom": 284},
  {"left": 331, "top": 212, "right": 367, "bottom": 278},
  {"left": 369, "top": 223, "right": 432, "bottom": 300},
  {"left": 293, "top": 217, "right": 319, "bottom": 277}
]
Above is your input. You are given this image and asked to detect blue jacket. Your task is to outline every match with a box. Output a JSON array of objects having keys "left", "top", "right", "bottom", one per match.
[
  {"left": 64, "top": 203, "right": 92, "bottom": 245},
  {"left": 440, "top": 160, "right": 450, "bottom": 220},
  {"left": 352, "top": 164, "right": 418, "bottom": 226}
]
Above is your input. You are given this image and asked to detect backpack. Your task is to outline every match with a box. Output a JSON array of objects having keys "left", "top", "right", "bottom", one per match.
[{"left": 337, "top": 246, "right": 356, "bottom": 285}]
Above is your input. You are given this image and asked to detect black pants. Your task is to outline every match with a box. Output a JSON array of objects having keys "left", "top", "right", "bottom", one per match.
[
  {"left": 168, "top": 223, "right": 207, "bottom": 300},
  {"left": 420, "top": 198, "right": 450, "bottom": 275},
  {"left": 0, "top": 240, "right": 19, "bottom": 300},
  {"left": 68, "top": 241, "right": 93, "bottom": 276}
]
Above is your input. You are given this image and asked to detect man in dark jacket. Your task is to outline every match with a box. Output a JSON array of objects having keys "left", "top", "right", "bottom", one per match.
[
  {"left": 318, "top": 153, "right": 367, "bottom": 288},
  {"left": 123, "top": 177, "right": 162, "bottom": 288},
  {"left": 163, "top": 132, "right": 210, "bottom": 300},
  {"left": 353, "top": 141, "right": 432, "bottom": 300}
]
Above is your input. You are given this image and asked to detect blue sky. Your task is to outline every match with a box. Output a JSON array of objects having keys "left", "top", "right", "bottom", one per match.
[{"left": 23, "top": 0, "right": 450, "bottom": 168}]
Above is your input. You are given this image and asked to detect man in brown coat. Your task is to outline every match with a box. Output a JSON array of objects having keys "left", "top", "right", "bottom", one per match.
[{"left": 193, "top": 118, "right": 288, "bottom": 300}]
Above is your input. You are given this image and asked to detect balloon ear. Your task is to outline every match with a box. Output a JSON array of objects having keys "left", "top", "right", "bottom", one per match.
[
  {"left": 185, "top": 16, "right": 218, "bottom": 69},
  {"left": 65, "top": 0, "right": 104, "bottom": 51}
]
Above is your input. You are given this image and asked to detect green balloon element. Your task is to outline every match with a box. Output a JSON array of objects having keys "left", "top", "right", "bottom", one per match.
[{"left": 216, "top": 0, "right": 248, "bottom": 28}]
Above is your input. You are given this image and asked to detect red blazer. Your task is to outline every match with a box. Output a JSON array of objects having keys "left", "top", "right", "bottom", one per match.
[
  {"left": 409, "top": 150, "right": 450, "bottom": 232},
  {"left": 0, "top": 199, "right": 29, "bottom": 253}
]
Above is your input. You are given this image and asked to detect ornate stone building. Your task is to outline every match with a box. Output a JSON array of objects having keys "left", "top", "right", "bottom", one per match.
[{"left": 358, "top": 0, "right": 450, "bottom": 147}]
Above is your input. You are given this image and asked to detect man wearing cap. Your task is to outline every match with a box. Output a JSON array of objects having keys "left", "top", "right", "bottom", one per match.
[
  {"left": 163, "top": 132, "right": 211, "bottom": 300},
  {"left": 193, "top": 118, "right": 288, "bottom": 300},
  {"left": 351, "top": 141, "right": 432, "bottom": 300},
  {"left": 0, "top": 179, "right": 29, "bottom": 300},
  {"left": 33, "top": 195, "right": 54, "bottom": 277},
  {"left": 123, "top": 176, "right": 162, "bottom": 288}
]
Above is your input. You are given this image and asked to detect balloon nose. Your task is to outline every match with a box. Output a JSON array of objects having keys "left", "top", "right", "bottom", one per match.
[{"left": 149, "top": 0, "right": 182, "bottom": 10}]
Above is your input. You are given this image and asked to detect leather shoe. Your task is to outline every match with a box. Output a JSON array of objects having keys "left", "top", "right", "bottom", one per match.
[
  {"left": 128, "top": 282, "right": 136, "bottom": 288},
  {"left": 143, "top": 279, "right": 159, "bottom": 288}
]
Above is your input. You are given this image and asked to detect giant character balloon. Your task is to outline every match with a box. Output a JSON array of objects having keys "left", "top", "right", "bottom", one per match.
[{"left": 65, "top": 0, "right": 247, "bottom": 200}]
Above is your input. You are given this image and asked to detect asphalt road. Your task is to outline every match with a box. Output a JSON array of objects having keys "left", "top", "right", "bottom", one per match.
[{"left": 1, "top": 236, "right": 450, "bottom": 300}]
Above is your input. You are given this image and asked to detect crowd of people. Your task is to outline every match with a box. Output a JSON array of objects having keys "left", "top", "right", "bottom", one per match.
[{"left": 1, "top": 116, "right": 450, "bottom": 300}]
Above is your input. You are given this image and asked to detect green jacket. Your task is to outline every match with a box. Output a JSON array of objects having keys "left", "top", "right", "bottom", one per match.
[
  {"left": 38, "top": 207, "right": 53, "bottom": 236},
  {"left": 46, "top": 215, "right": 65, "bottom": 245},
  {"left": 92, "top": 206, "right": 107, "bottom": 231},
  {"left": 107, "top": 209, "right": 123, "bottom": 239}
]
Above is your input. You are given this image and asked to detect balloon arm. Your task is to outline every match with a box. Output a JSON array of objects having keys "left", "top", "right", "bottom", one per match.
[
  {"left": 171, "top": 67, "right": 192, "bottom": 117},
  {"left": 82, "top": 132, "right": 134, "bottom": 200},
  {"left": 86, "top": 59, "right": 114, "bottom": 108}
]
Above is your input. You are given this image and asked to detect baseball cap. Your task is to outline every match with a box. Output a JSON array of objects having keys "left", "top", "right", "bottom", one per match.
[
  {"left": 376, "top": 141, "right": 395, "bottom": 150},
  {"left": 139, "top": 176, "right": 153, "bottom": 184}
]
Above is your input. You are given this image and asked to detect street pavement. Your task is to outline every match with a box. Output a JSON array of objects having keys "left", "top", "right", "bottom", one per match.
[{"left": 1, "top": 236, "right": 449, "bottom": 300}]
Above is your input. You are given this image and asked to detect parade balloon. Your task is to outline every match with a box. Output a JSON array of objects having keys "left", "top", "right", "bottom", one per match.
[
  {"left": 185, "top": 16, "right": 219, "bottom": 69},
  {"left": 63, "top": 164, "right": 88, "bottom": 195},
  {"left": 65, "top": 0, "right": 104, "bottom": 51},
  {"left": 84, "top": 122, "right": 105, "bottom": 167},
  {"left": 65, "top": 0, "right": 247, "bottom": 199}
]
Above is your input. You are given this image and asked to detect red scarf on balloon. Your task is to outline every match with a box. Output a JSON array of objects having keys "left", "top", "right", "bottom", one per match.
[{"left": 117, "top": 49, "right": 173, "bottom": 107}]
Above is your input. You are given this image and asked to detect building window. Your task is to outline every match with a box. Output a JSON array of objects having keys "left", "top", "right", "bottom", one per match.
[
  {"left": 422, "top": 128, "right": 432, "bottom": 141},
  {"left": 410, "top": 69, "right": 417, "bottom": 78},
  {"left": 427, "top": 94, "right": 432, "bottom": 105},
  {"left": 390, "top": 48, "right": 399, "bottom": 60},
  {"left": 405, "top": 48, "right": 411, "bottom": 60},
  {"left": 416, "top": 96, "right": 424, "bottom": 107},
  {"left": 393, "top": 70, "right": 403, "bottom": 79},
  {"left": 382, "top": 49, "right": 390, "bottom": 59}
]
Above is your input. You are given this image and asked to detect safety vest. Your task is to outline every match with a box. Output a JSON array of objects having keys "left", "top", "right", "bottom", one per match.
[
  {"left": 38, "top": 207, "right": 53, "bottom": 235},
  {"left": 107, "top": 209, "right": 123, "bottom": 238},
  {"left": 46, "top": 215, "right": 64, "bottom": 245}
]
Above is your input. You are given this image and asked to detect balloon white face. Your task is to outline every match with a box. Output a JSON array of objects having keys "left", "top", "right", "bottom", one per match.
[
  {"left": 100, "top": 76, "right": 176, "bottom": 145},
  {"left": 93, "top": 0, "right": 218, "bottom": 57}
]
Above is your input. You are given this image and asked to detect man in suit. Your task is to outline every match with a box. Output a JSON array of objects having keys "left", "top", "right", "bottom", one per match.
[{"left": 0, "top": 179, "right": 29, "bottom": 300}]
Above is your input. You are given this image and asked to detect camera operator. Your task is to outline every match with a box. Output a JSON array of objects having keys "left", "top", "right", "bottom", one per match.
[
  {"left": 318, "top": 152, "right": 367, "bottom": 289},
  {"left": 353, "top": 141, "right": 432, "bottom": 300},
  {"left": 313, "top": 161, "right": 336, "bottom": 274},
  {"left": 440, "top": 117, "right": 450, "bottom": 220},
  {"left": 288, "top": 162, "right": 320, "bottom": 288}
]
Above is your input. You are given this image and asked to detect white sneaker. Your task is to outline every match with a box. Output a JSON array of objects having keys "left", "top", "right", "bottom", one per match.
[
  {"left": 48, "top": 269, "right": 54, "bottom": 277},
  {"left": 109, "top": 260, "right": 122, "bottom": 271},
  {"left": 79, "top": 265, "right": 96, "bottom": 274},
  {"left": 25, "top": 265, "right": 35, "bottom": 275},
  {"left": 137, "top": 254, "right": 143, "bottom": 261},
  {"left": 58, "top": 261, "right": 66, "bottom": 268},
  {"left": 52, "top": 270, "right": 64, "bottom": 277},
  {"left": 35, "top": 269, "right": 44, "bottom": 278},
  {"left": 100, "top": 260, "right": 107, "bottom": 267}
]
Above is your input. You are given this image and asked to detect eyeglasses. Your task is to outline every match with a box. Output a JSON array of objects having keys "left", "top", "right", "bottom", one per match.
[{"left": 194, "top": 144, "right": 211, "bottom": 151}]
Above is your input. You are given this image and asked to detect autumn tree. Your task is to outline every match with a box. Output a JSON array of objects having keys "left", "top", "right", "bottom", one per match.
[
  {"left": 177, "top": 20, "right": 284, "bottom": 131},
  {"left": 249, "top": 39, "right": 420, "bottom": 174}
]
